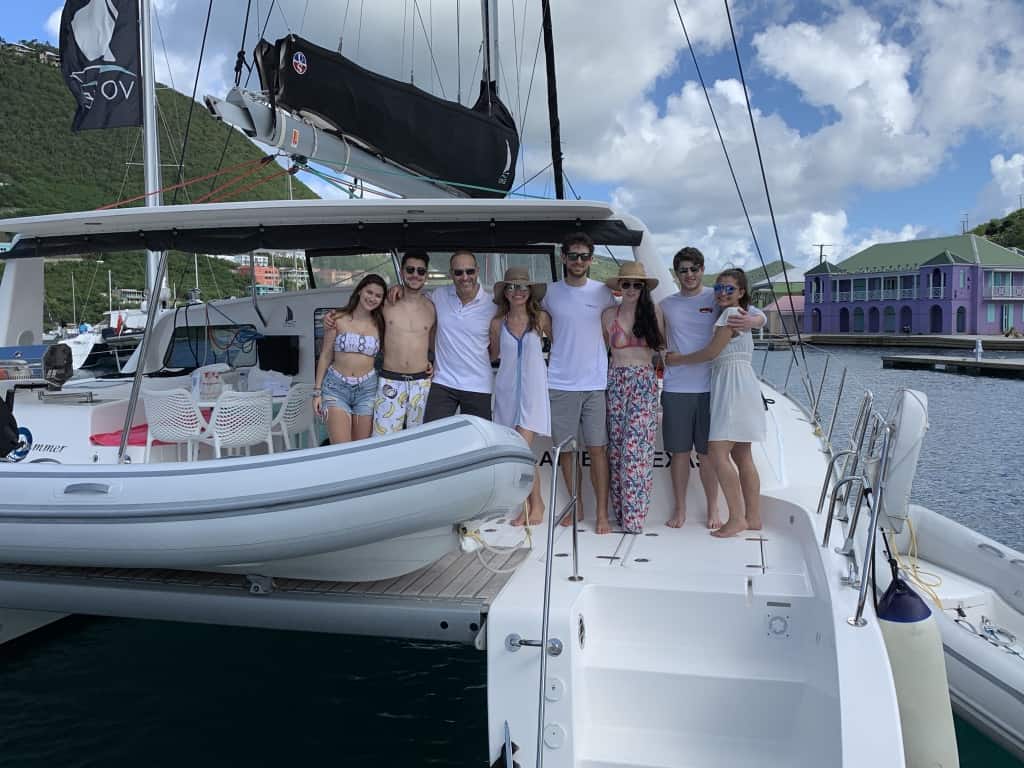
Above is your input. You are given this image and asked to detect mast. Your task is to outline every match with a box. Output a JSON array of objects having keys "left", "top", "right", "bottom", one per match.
[
  {"left": 540, "top": 0, "right": 565, "bottom": 199},
  {"left": 481, "top": 0, "right": 499, "bottom": 103},
  {"left": 140, "top": 0, "right": 168, "bottom": 306}
]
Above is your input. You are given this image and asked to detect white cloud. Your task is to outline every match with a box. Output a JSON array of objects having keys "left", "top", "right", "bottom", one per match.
[{"left": 45, "top": 6, "right": 63, "bottom": 40}]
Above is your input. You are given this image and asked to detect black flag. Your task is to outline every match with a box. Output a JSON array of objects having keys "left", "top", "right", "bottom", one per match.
[{"left": 59, "top": 0, "right": 143, "bottom": 132}]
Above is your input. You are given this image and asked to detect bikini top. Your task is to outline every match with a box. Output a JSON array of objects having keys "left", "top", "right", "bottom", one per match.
[
  {"left": 334, "top": 331, "right": 380, "bottom": 357},
  {"left": 609, "top": 307, "right": 647, "bottom": 349}
]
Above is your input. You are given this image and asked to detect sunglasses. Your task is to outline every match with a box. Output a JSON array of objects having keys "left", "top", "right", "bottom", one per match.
[
  {"left": 452, "top": 268, "right": 477, "bottom": 277},
  {"left": 619, "top": 281, "right": 646, "bottom": 291},
  {"left": 565, "top": 252, "right": 593, "bottom": 262},
  {"left": 504, "top": 283, "right": 531, "bottom": 293},
  {"left": 713, "top": 284, "right": 737, "bottom": 294},
  {"left": 677, "top": 266, "right": 702, "bottom": 275},
  {"left": 404, "top": 266, "right": 428, "bottom": 276}
]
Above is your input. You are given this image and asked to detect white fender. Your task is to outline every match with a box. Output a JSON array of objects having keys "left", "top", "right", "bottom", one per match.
[
  {"left": 876, "top": 389, "right": 928, "bottom": 533},
  {"left": 878, "top": 578, "right": 960, "bottom": 768}
]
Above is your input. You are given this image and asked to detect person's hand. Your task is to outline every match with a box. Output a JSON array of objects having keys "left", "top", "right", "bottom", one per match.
[
  {"left": 387, "top": 284, "right": 404, "bottom": 304},
  {"left": 323, "top": 311, "right": 338, "bottom": 331},
  {"left": 726, "top": 308, "right": 761, "bottom": 331},
  {"left": 312, "top": 393, "right": 325, "bottom": 419}
]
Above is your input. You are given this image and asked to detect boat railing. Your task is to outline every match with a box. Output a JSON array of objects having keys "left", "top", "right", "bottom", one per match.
[
  {"left": 502, "top": 434, "right": 582, "bottom": 768},
  {"left": 758, "top": 342, "right": 899, "bottom": 626}
]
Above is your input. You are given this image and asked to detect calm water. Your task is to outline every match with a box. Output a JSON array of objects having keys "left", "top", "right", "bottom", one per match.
[{"left": 1, "top": 345, "right": 1022, "bottom": 767}]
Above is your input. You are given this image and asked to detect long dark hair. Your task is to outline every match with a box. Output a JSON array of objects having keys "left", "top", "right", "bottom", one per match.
[
  {"left": 716, "top": 268, "right": 750, "bottom": 310},
  {"left": 339, "top": 273, "right": 387, "bottom": 340},
  {"left": 631, "top": 284, "right": 665, "bottom": 349}
]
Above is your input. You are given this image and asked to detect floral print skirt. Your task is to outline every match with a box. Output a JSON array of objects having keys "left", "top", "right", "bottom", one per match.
[{"left": 607, "top": 365, "right": 658, "bottom": 533}]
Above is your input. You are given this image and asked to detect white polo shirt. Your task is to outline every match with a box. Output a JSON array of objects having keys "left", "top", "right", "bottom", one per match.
[
  {"left": 430, "top": 284, "right": 494, "bottom": 394},
  {"left": 542, "top": 278, "right": 617, "bottom": 391},
  {"left": 660, "top": 287, "right": 764, "bottom": 393}
]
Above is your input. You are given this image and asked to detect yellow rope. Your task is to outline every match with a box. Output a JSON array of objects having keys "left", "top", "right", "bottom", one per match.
[{"left": 886, "top": 516, "right": 943, "bottom": 611}]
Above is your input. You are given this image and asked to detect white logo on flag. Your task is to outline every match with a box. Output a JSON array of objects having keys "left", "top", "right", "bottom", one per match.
[{"left": 72, "top": 0, "right": 119, "bottom": 62}]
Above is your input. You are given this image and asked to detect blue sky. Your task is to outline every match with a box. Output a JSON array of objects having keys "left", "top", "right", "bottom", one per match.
[{"left": 5, "top": 1, "right": 1024, "bottom": 272}]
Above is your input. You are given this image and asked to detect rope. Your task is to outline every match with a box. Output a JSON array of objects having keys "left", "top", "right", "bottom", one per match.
[
  {"left": 460, "top": 522, "right": 534, "bottom": 575},
  {"left": 192, "top": 156, "right": 277, "bottom": 204},
  {"left": 207, "top": 165, "right": 293, "bottom": 203},
  {"left": 884, "top": 519, "right": 943, "bottom": 611},
  {"left": 97, "top": 156, "right": 271, "bottom": 209},
  {"left": 171, "top": 0, "right": 215, "bottom": 205}
]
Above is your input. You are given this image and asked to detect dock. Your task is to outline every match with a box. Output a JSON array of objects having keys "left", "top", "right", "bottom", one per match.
[
  {"left": 881, "top": 354, "right": 1024, "bottom": 378},
  {"left": 805, "top": 333, "right": 1024, "bottom": 351},
  {"left": 0, "top": 545, "right": 529, "bottom": 646}
]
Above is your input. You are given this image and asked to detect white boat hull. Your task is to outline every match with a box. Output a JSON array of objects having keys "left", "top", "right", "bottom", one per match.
[{"left": 0, "top": 416, "right": 535, "bottom": 581}]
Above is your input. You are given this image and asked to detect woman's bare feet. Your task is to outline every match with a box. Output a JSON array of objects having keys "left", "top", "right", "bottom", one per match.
[
  {"left": 666, "top": 509, "right": 686, "bottom": 528},
  {"left": 560, "top": 510, "right": 583, "bottom": 527},
  {"left": 710, "top": 518, "right": 747, "bottom": 538},
  {"left": 595, "top": 516, "right": 612, "bottom": 534},
  {"left": 706, "top": 514, "right": 723, "bottom": 530},
  {"left": 511, "top": 501, "right": 545, "bottom": 527},
  {"left": 745, "top": 514, "right": 762, "bottom": 531}
]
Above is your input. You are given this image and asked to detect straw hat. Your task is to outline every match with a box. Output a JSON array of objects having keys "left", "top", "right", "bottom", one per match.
[
  {"left": 605, "top": 262, "right": 659, "bottom": 290},
  {"left": 493, "top": 266, "right": 547, "bottom": 304}
]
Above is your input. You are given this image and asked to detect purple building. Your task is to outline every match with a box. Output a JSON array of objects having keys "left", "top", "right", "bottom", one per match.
[{"left": 803, "top": 234, "right": 1024, "bottom": 335}]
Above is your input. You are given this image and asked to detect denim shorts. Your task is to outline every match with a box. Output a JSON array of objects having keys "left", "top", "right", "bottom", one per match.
[{"left": 322, "top": 366, "right": 378, "bottom": 416}]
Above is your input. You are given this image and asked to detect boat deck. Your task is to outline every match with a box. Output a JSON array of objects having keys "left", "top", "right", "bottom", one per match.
[{"left": 0, "top": 544, "right": 529, "bottom": 645}]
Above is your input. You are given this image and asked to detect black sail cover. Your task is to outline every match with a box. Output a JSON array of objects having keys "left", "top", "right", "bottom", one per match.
[{"left": 256, "top": 35, "right": 519, "bottom": 198}]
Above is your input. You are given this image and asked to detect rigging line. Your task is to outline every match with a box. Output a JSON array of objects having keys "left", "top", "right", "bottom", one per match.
[
  {"left": 470, "top": 39, "right": 483, "bottom": 90},
  {"left": 153, "top": 6, "right": 186, "bottom": 146},
  {"left": 722, "top": 0, "right": 806, "bottom": 347},
  {"left": 356, "top": 0, "right": 365, "bottom": 60},
  {"left": 511, "top": 0, "right": 524, "bottom": 138},
  {"left": 299, "top": 0, "right": 310, "bottom": 34},
  {"left": 670, "top": 0, "right": 791, "bottom": 338},
  {"left": 411, "top": 0, "right": 417, "bottom": 84},
  {"left": 429, "top": 0, "right": 433, "bottom": 93},
  {"left": 456, "top": 0, "right": 461, "bottom": 102},
  {"left": 412, "top": 0, "right": 446, "bottom": 97},
  {"left": 172, "top": 0, "right": 215, "bottom": 205},
  {"left": 519, "top": 25, "right": 544, "bottom": 192},
  {"left": 563, "top": 170, "right": 581, "bottom": 200},
  {"left": 274, "top": 0, "right": 292, "bottom": 32},
  {"left": 116, "top": 130, "right": 142, "bottom": 204},
  {"left": 509, "top": 161, "right": 553, "bottom": 194},
  {"left": 340, "top": 0, "right": 353, "bottom": 52},
  {"left": 401, "top": 0, "right": 407, "bottom": 77}
]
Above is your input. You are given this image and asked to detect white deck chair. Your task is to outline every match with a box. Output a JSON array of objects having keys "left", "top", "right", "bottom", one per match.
[
  {"left": 270, "top": 384, "right": 317, "bottom": 451},
  {"left": 199, "top": 390, "right": 275, "bottom": 458},
  {"left": 142, "top": 387, "right": 208, "bottom": 463}
]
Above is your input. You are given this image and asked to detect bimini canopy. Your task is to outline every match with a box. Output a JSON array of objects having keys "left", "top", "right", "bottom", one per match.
[
  {"left": 255, "top": 35, "right": 519, "bottom": 199},
  {"left": 0, "top": 198, "right": 644, "bottom": 259}
]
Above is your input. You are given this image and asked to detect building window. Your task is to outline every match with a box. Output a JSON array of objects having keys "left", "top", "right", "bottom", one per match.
[
  {"left": 986, "top": 304, "right": 996, "bottom": 323},
  {"left": 959, "top": 270, "right": 965, "bottom": 289}
]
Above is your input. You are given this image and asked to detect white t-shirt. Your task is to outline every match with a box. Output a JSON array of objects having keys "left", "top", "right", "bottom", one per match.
[
  {"left": 660, "top": 288, "right": 764, "bottom": 393},
  {"left": 430, "top": 284, "right": 494, "bottom": 394},
  {"left": 542, "top": 278, "right": 617, "bottom": 391}
]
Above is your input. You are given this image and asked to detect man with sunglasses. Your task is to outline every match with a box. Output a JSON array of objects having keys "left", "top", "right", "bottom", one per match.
[
  {"left": 542, "top": 232, "right": 618, "bottom": 534},
  {"left": 660, "top": 246, "right": 764, "bottom": 529},
  {"left": 370, "top": 249, "right": 437, "bottom": 434},
  {"left": 421, "top": 250, "right": 495, "bottom": 422}
]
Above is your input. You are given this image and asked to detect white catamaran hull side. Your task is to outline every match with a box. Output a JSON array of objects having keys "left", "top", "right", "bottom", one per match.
[
  {"left": 883, "top": 504, "right": 1024, "bottom": 761},
  {"left": 485, "top": 384, "right": 904, "bottom": 768},
  {"left": 0, "top": 417, "right": 535, "bottom": 581}
]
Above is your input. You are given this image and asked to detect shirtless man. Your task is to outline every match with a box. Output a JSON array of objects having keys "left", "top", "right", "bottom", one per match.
[{"left": 326, "top": 249, "right": 435, "bottom": 436}]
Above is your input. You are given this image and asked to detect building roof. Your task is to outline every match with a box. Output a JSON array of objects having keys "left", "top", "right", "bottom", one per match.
[
  {"left": 702, "top": 259, "right": 800, "bottom": 286},
  {"left": 919, "top": 249, "right": 972, "bottom": 266},
  {"left": 836, "top": 234, "right": 1024, "bottom": 273},
  {"left": 805, "top": 260, "right": 846, "bottom": 275},
  {"left": 761, "top": 295, "right": 805, "bottom": 313}
]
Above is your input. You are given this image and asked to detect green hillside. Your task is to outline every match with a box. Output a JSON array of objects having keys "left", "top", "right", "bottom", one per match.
[
  {"left": 0, "top": 42, "right": 318, "bottom": 324},
  {"left": 974, "top": 208, "right": 1024, "bottom": 251}
]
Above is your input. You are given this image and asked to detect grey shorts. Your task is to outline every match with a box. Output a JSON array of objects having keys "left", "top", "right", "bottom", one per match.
[
  {"left": 549, "top": 389, "right": 607, "bottom": 448},
  {"left": 661, "top": 391, "right": 710, "bottom": 455}
]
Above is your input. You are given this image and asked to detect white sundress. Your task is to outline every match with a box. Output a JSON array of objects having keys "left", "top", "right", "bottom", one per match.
[
  {"left": 493, "top": 323, "right": 551, "bottom": 436},
  {"left": 708, "top": 307, "right": 767, "bottom": 443}
]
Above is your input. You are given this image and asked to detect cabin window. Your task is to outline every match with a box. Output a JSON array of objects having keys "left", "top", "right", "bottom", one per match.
[
  {"left": 986, "top": 304, "right": 996, "bottom": 323},
  {"left": 163, "top": 324, "right": 259, "bottom": 369}
]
